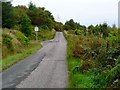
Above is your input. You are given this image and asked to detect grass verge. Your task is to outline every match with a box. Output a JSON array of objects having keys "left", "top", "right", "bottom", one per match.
[
  {"left": 1, "top": 29, "right": 55, "bottom": 72},
  {"left": 67, "top": 56, "right": 94, "bottom": 88},
  {"left": 1, "top": 43, "right": 42, "bottom": 71},
  {"left": 64, "top": 31, "right": 94, "bottom": 88}
]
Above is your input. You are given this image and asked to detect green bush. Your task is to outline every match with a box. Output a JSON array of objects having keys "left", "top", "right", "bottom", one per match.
[
  {"left": 65, "top": 29, "right": 120, "bottom": 88},
  {"left": 20, "top": 14, "right": 32, "bottom": 37},
  {"left": 2, "top": 33, "right": 14, "bottom": 57},
  {"left": 75, "top": 30, "right": 83, "bottom": 35},
  {"left": 72, "top": 42, "right": 85, "bottom": 58},
  {"left": 116, "top": 56, "right": 120, "bottom": 65},
  {"left": 16, "top": 30, "right": 29, "bottom": 46},
  {"left": 2, "top": 33, "right": 13, "bottom": 49},
  {"left": 38, "top": 29, "right": 55, "bottom": 41},
  {"left": 106, "top": 64, "right": 120, "bottom": 85}
]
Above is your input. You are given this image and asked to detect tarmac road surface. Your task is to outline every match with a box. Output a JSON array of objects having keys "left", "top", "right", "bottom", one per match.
[{"left": 2, "top": 32, "right": 68, "bottom": 88}]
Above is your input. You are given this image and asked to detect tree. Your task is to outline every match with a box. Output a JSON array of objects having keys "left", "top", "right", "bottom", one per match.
[
  {"left": 112, "top": 24, "right": 116, "bottom": 29},
  {"left": 20, "top": 14, "right": 32, "bottom": 37},
  {"left": 2, "top": 2, "right": 15, "bottom": 28},
  {"left": 100, "top": 23, "right": 109, "bottom": 38},
  {"left": 64, "top": 19, "right": 86, "bottom": 31},
  {"left": 28, "top": 1, "right": 36, "bottom": 10},
  {"left": 13, "top": 5, "right": 28, "bottom": 27},
  {"left": 44, "top": 10, "right": 54, "bottom": 21},
  {"left": 27, "top": 2, "right": 55, "bottom": 30},
  {"left": 64, "top": 19, "right": 76, "bottom": 30},
  {"left": 54, "top": 22, "right": 63, "bottom": 31}
]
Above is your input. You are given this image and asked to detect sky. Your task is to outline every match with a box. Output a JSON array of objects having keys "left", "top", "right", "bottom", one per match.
[{"left": 11, "top": 0, "right": 119, "bottom": 27}]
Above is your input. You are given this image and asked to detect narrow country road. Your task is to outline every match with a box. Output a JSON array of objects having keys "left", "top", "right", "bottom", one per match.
[{"left": 2, "top": 32, "right": 68, "bottom": 88}]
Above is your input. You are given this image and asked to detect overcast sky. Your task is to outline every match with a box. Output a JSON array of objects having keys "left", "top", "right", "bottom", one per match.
[{"left": 12, "top": 0, "right": 119, "bottom": 27}]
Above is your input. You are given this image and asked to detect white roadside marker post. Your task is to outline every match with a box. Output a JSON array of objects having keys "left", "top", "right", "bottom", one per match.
[{"left": 34, "top": 26, "right": 39, "bottom": 42}]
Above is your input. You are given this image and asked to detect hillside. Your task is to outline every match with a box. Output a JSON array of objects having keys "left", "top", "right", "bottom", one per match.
[{"left": 1, "top": 28, "right": 55, "bottom": 71}]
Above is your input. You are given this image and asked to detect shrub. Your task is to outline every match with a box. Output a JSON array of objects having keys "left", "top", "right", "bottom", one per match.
[
  {"left": 20, "top": 14, "right": 32, "bottom": 37},
  {"left": 106, "top": 64, "right": 120, "bottom": 86},
  {"left": 80, "top": 59, "right": 95, "bottom": 72},
  {"left": 75, "top": 30, "right": 83, "bottom": 35},
  {"left": 116, "top": 56, "right": 120, "bottom": 65},
  {"left": 16, "top": 30, "right": 29, "bottom": 46},
  {"left": 72, "top": 42, "right": 85, "bottom": 58},
  {"left": 66, "top": 29, "right": 120, "bottom": 88},
  {"left": 2, "top": 33, "right": 14, "bottom": 57},
  {"left": 67, "top": 30, "right": 75, "bottom": 34},
  {"left": 2, "top": 33, "right": 13, "bottom": 49}
]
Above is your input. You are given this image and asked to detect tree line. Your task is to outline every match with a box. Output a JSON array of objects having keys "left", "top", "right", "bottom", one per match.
[
  {"left": 2, "top": 2, "right": 86, "bottom": 37},
  {"left": 2, "top": 1, "right": 118, "bottom": 38}
]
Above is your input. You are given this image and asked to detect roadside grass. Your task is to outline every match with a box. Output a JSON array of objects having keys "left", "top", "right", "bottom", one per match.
[
  {"left": 1, "top": 29, "right": 55, "bottom": 71},
  {"left": 65, "top": 29, "right": 120, "bottom": 88},
  {"left": 67, "top": 52, "right": 94, "bottom": 88},
  {"left": 64, "top": 31, "right": 94, "bottom": 88},
  {"left": 1, "top": 43, "right": 42, "bottom": 71}
]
